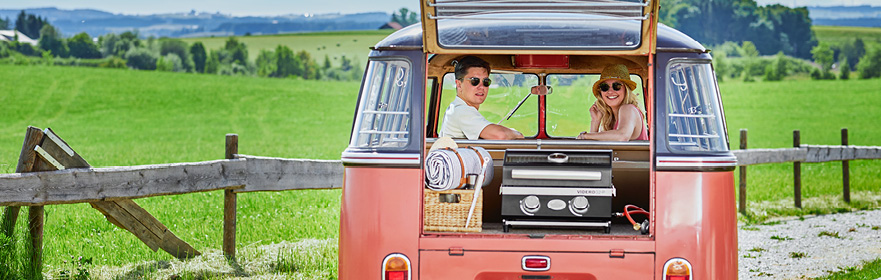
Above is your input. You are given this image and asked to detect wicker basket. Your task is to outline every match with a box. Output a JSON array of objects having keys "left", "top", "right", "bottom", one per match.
[{"left": 423, "top": 188, "right": 483, "bottom": 232}]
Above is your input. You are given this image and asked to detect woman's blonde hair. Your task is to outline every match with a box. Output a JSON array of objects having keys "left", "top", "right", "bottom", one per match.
[{"left": 592, "top": 85, "right": 641, "bottom": 132}]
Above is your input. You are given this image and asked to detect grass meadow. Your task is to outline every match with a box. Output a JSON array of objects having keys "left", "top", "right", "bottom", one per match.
[
  {"left": 721, "top": 79, "right": 881, "bottom": 221},
  {"left": 814, "top": 25, "right": 881, "bottom": 49},
  {"left": 178, "top": 30, "right": 395, "bottom": 67},
  {"left": 0, "top": 64, "right": 358, "bottom": 278},
  {"left": 2, "top": 35, "right": 881, "bottom": 277}
]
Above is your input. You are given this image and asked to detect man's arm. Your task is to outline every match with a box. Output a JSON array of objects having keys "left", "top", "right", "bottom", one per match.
[{"left": 479, "top": 124, "right": 524, "bottom": 140}]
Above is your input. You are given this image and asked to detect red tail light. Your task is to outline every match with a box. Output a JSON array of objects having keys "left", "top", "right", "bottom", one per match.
[
  {"left": 385, "top": 271, "right": 406, "bottom": 280},
  {"left": 522, "top": 256, "right": 551, "bottom": 271},
  {"left": 383, "top": 254, "right": 411, "bottom": 280}
]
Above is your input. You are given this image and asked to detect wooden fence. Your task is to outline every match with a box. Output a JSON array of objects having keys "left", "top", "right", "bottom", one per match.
[
  {"left": 0, "top": 127, "right": 343, "bottom": 278},
  {"left": 732, "top": 128, "right": 881, "bottom": 214}
]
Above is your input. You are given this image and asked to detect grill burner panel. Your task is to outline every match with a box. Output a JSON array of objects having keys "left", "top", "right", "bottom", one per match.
[{"left": 501, "top": 149, "right": 614, "bottom": 232}]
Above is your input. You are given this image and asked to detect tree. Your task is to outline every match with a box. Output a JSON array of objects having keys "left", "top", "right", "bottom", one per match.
[
  {"left": 296, "top": 50, "right": 319, "bottom": 79},
  {"left": 205, "top": 50, "right": 220, "bottom": 74},
  {"left": 160, "top": 38, "right": 192, "bottom": 71},
  {"left": 660, "top": 1, "right": 816, "bottom": 58},
  {"left": 0, "top": 17, "right": 9, "bottom": 29},
  {"left": 391, "top": 8, "right": 419, "bottom": 27},
  {"left": 14, "top": 11, "right": 45, "bottom": 40},
  {"left": 839, "top": 37, "right": 865, "bottom": 71},
  {"left": 811, "top": 42, "right": 834, "bottom": 73},
  {"left": 190, "top": 42, "right": 207, "bottom": 73},
  {"left": 38, "top": 24, "right": 67, "bottom": 58},
  {"left": 255, "top": 49, "right": 276, "bottom": 77},
  {"left": 839, "top": 59, "right": 850, "bottom": 80},
  {"left": 223, "top": 37, "right": 248, "bottom": 66},
  {"left": 124, "top": 48, "right": 158, "bottom": 70},
  {"left": 856, "top": 48, "right": 881, "bottom": 79},
  {"left": 68, "top": 32, "right": 102, "bottom": 59},
  {"left": 275, "top": 45, "right": 298, "bottom": 78},
  {"left": 156, "top": 53, "right": 183, "bottom": 72}
]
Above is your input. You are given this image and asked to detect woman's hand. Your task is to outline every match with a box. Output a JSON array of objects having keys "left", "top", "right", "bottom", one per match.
[{"left": 589, "top": 103, "right": 602, "bottom": 122}]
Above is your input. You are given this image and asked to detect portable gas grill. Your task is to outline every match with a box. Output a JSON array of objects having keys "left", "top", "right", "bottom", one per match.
[{"left": 500, "top": 149, "right": 615, "bottom": 233}]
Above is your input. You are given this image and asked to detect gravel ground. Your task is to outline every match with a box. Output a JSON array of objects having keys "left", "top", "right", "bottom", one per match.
[{"left": 739, "top": 209, "right": 881, "bottom": 279}]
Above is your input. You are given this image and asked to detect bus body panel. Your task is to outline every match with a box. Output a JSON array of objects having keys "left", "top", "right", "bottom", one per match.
[
  {"left": 654, "top": 171, "right": 737, "bottom": 279},
  {"left": 420, "top": 250, "right": 654, "bottom": 280},
  {"left": 339, "top": 167, "right": 422, "bottom": 279},
  {"left": 419, "top": 237, "right": 654, "bottom": 253}
]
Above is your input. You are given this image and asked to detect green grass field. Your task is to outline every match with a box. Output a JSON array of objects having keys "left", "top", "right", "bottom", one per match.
[
  {"left": 2, "top": 48, "right": 881, "bottom": 277},
  {"left": 814, "top": 25, "right": 881, "bottom": 50},
  {"left": 720, "top": 78, "right": 881, "bottom": 220},
  {"left": 0, "top": 64, "right": 357, "bottom": 277},
  {"left": 178, "top": 30, "right": 395, "bottom": 67}
]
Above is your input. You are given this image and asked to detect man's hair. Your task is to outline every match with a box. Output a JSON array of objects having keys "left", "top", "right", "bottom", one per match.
[{"left": 454, "top": 56, "right": 491, "bottom": 80}]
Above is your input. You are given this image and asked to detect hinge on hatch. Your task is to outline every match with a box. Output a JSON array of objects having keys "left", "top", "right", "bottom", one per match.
[
  {"left": 609, "top": 249, "right": 625, "bottom": 258},
  {"left": 449, "top": 247, "right": 464, "bottom": 256}
]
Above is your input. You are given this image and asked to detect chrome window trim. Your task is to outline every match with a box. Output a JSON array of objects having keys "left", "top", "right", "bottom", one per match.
[
  {"left": 656, "top": 155, "right": 737, "bottom": 168},
  {"left": 341, "top": 151, "right": 421, "bottom": 165}
]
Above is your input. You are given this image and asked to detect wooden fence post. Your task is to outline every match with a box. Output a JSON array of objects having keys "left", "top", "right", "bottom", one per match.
[
  {"left": 842, "top": 128, "right": 850, "bottom": 203},
  {"left": 739, "top": 129, "right": 747, "bottom": 215},
  {"left": 28, "top": 206, "right": 44, "bottom": 280},
  {"left": 793, "top": 130, "right": 802, "bottom": 208},
  {"left": 1, "top": 127, "right": 44, "bottom": 238},
  {"left": 224, "top": 134, "right": 238, "bottom": 260}
]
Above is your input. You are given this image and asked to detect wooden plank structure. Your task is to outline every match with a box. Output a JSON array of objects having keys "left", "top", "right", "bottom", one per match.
[
  {"left": 732, "top": 128, "right": 881, "bottom": 211},
  {"left": 2, "top": 126, "right": 201, "bottom": 264},
  {"left": 0, "top": 127, "right": 345, "bottom": 266}
]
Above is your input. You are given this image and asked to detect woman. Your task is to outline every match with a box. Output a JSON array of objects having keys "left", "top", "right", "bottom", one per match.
[{"left": 576, "top": 64, "right": 649, "bottom": 141}]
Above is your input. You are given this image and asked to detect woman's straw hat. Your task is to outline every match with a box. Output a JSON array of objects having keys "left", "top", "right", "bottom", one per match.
[{"left": 592, "top": 64, "right": 638, "bottom": 96}]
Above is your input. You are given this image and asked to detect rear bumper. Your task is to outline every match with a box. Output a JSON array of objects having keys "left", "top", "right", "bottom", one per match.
[{"left": 420, "top": 250, "right": 654, "bottom": 279}]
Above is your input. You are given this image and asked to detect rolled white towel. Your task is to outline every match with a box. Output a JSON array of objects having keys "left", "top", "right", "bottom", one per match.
[{"left": 425, "top": 146, "right": 493, "bottom": 191}]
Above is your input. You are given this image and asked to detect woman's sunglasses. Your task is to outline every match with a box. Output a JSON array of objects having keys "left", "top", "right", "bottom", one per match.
[
  {"left": 599, "top": 82, "right": 623, "bottom": 92},
  {"left": 463, "top": 77, "right": 492, "bottom": 87}
]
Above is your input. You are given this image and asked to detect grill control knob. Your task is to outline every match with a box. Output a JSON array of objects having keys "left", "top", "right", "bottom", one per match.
[
  {"left": 521, "top": 195, "right": 540, "bottom": 215},
  {"left": 570, "top": 196, "right": 589, "bottom": 215}
]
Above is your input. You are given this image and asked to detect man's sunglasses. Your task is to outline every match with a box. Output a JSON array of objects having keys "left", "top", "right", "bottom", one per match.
[
  {"left": 599, "top": 82, "right": 624, "bottom": 92},
  {"left": 463, "top": 77, "right": 492, "bottom": 87}
]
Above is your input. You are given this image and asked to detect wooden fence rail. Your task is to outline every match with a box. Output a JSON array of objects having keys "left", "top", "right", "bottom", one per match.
[
  {"left": 0, "top": 157, "right": 343, "bottom": 206},
  {"left": 0, "top": 128, "right": 343, "bottom": 278},
  {"left": 732, "top": 128, "right": 881, "bottom": 214}
]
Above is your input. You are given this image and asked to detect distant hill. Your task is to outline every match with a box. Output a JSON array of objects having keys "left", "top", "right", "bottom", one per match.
[
  {"left": 0, "top": 5, "right": 877, "bottom": 39},
  {"left": 0, "top": 7, "right": 391, "bottom": 38},
  {"left": 807, "top": 5, "right": 881, "bottom": 27}
]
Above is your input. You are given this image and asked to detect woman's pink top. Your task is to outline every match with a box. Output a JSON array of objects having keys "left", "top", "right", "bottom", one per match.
[{"left": 614, "top": 104, "right": 649, "bottom": 141}]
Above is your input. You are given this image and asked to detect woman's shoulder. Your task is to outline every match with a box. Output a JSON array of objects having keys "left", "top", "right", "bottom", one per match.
[{"left": 620, "top": 103, "right": 643, "bottom": 114}]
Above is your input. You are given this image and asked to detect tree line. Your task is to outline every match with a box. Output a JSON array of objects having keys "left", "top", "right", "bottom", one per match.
[
  {"left": 660, "top": 0, "right": 816, "bottom": 59},
  {"left": 0, "top": 11, "right": 362, "bottom": 81},
  {"left": 660, "top": 0, "right": 881, "bottom": 81}
]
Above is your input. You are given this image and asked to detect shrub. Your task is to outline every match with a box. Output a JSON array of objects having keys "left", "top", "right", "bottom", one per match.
[
  {"left": 839, "top": 60, "right": 850, "bottom": 80},
  {"left": 124, "top": 48, "right": 158, "bottom": 70},
  {"left": 156, "top": 53, "right": 183, "bottom": 72},
  {"left": 857, "top": 48, "right": 881, "bottom": 79},
  {"left": 0, "top": 42, "right": 10, "bottom": 58},
  {"left": 763, "top": 64, "right": 780, "bottom": 81}
]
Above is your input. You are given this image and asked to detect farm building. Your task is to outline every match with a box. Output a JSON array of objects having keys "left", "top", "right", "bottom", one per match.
[{"left": 0, "top": 30, "right": 38, "bottom": 45}]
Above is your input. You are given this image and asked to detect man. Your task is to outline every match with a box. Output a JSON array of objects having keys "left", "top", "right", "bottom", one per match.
[{"left": 440, "top": 56, "right": 524, "bottom": 140}]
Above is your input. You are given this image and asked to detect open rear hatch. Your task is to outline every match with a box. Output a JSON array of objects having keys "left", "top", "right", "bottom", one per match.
[{"left": 419, "top": 0, "right": 660, "bottom": 55}]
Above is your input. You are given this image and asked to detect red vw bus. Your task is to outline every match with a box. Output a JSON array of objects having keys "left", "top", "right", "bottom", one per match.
[{"left": 340, "top": 0, "right": 737, "bottom": 279}]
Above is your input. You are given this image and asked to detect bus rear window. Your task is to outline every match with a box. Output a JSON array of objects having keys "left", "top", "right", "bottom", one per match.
[
  {"left": 665, "top": 61, "right": 728, "bottom": 152},
  {"left": 349, "top": 60, "right": 412, "bottom": 149}
]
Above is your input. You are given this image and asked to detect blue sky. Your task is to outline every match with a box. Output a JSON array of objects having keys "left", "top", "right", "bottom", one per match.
[{"left": 0, "top": 0, "right": 875, "bottom": 16}]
